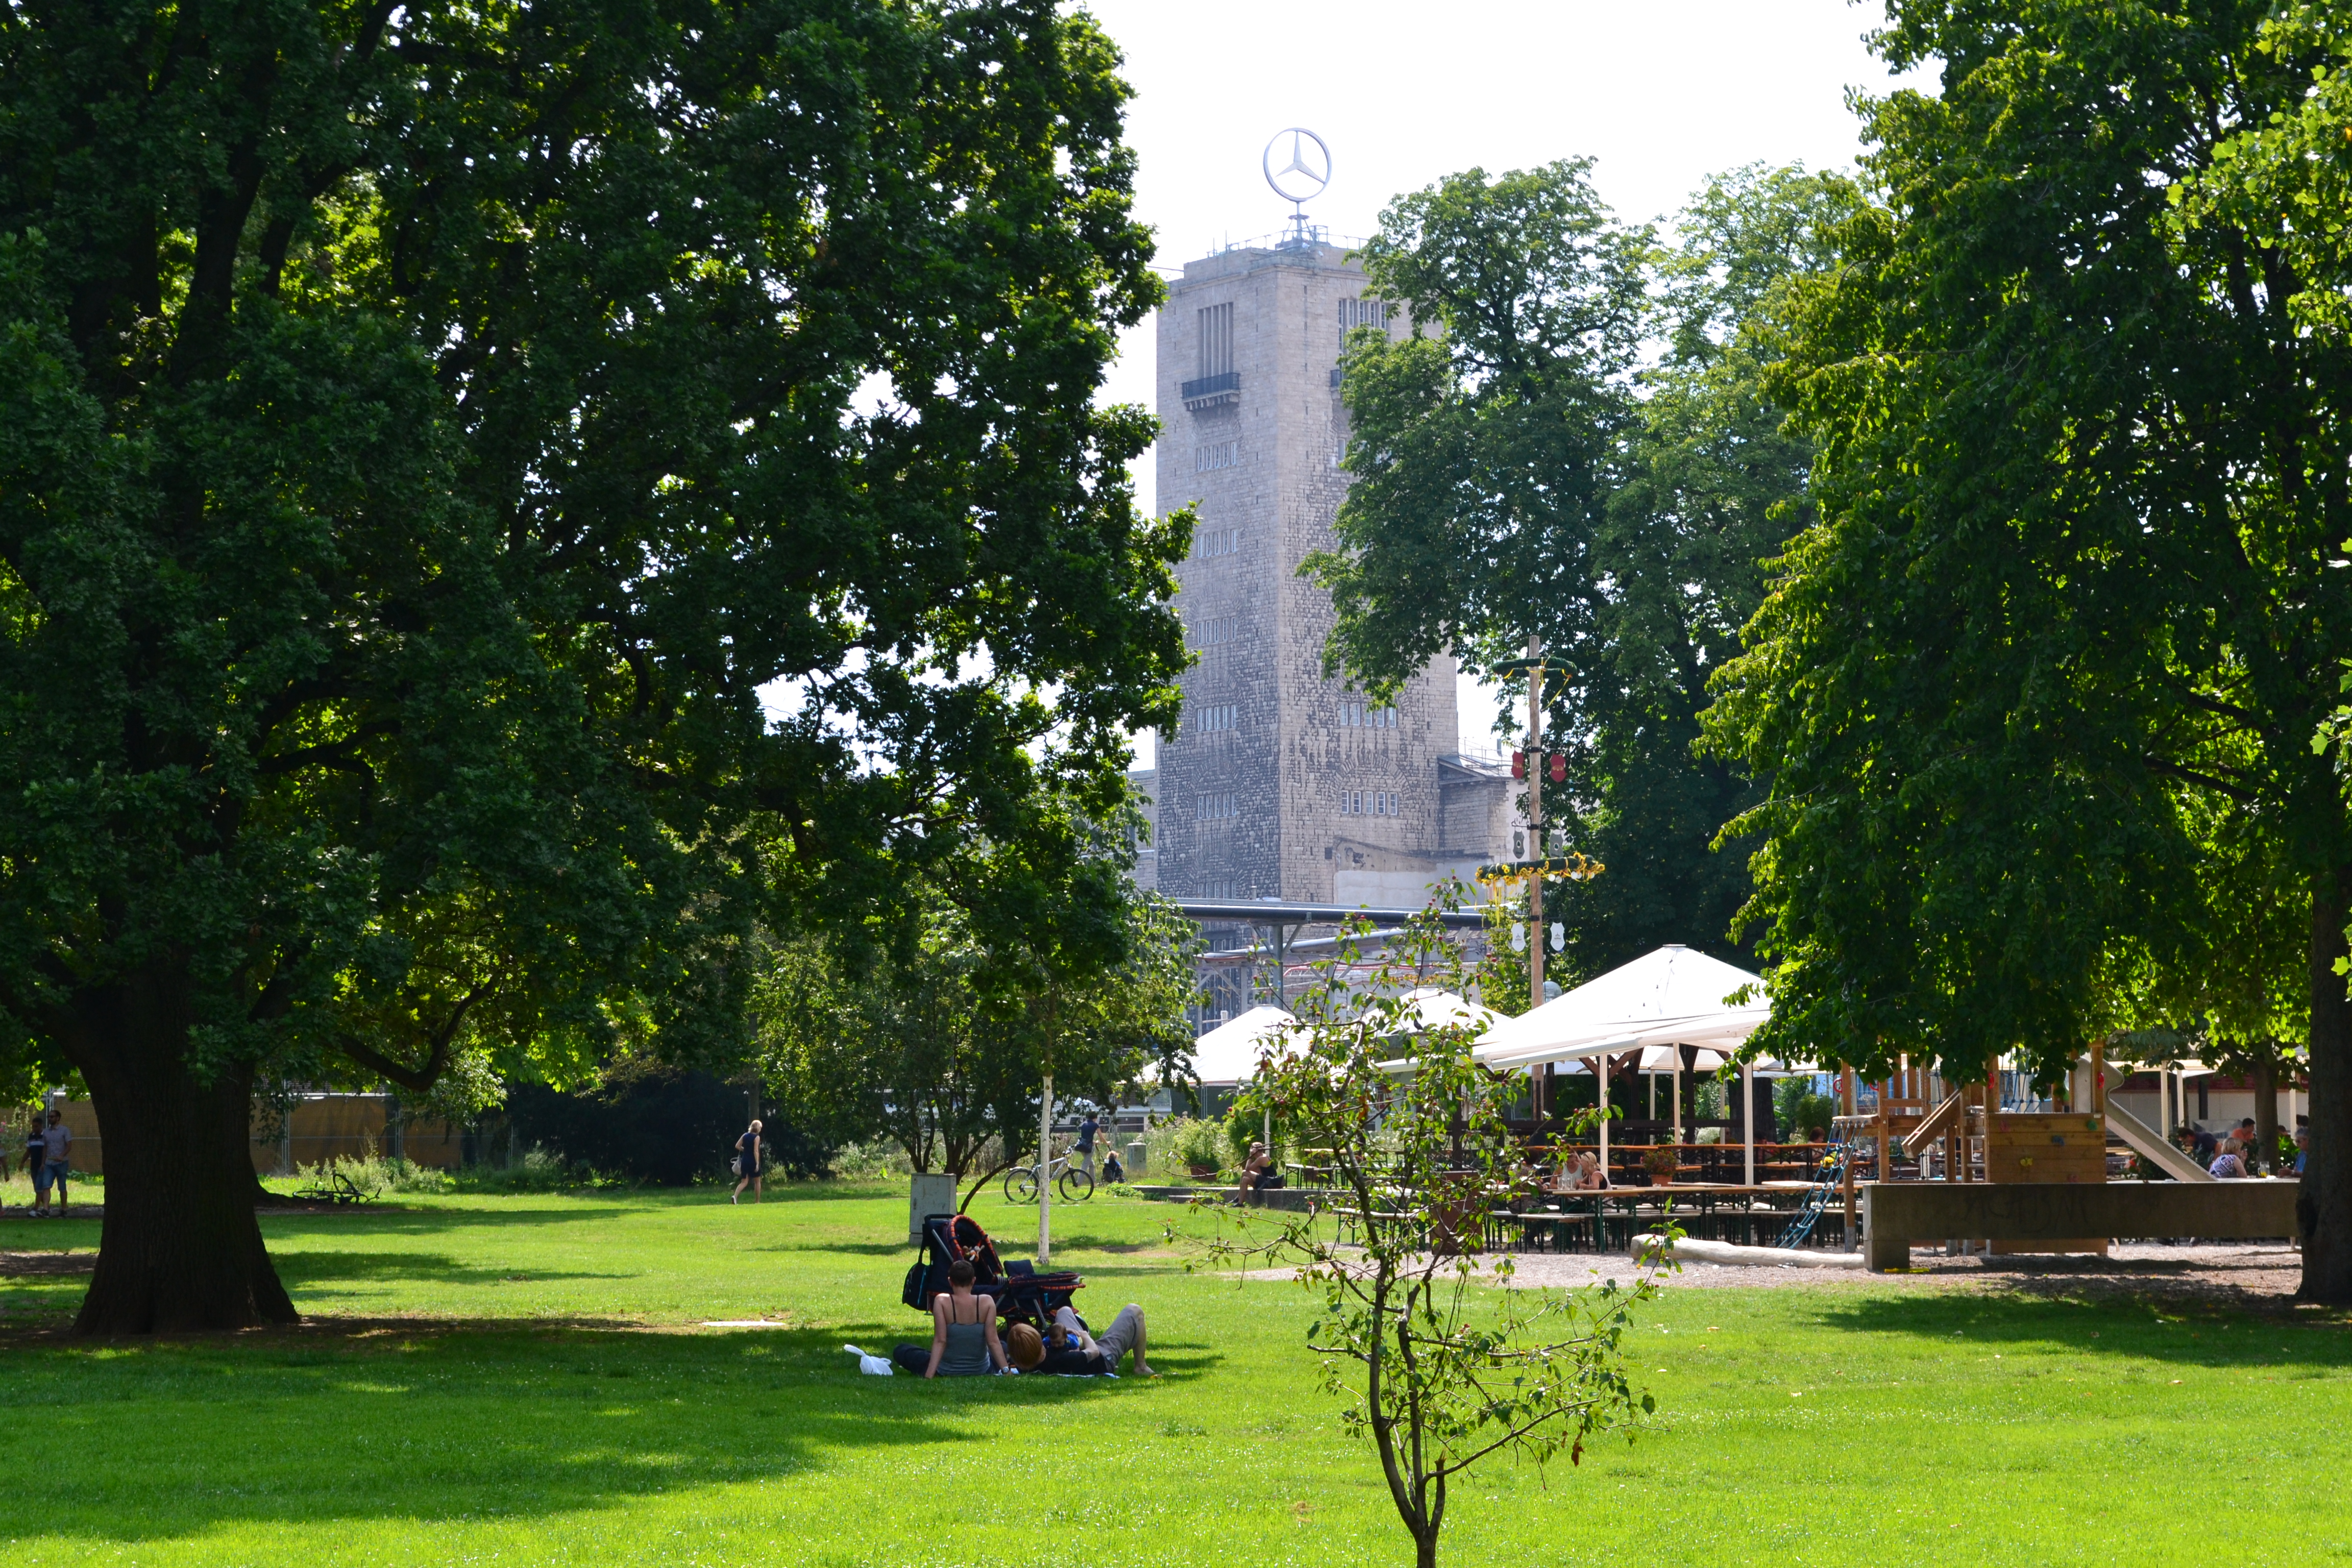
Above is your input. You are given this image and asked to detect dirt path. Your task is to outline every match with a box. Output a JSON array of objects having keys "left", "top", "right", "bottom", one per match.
[{"left": 1244, "top": 1242, "right": 2320, "bottom": 1314}]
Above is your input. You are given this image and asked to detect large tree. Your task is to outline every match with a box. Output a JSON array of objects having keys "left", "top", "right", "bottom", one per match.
[
  {"left": 757, "top": 844, "right": 1201, "bottom": 1185},
  {"left": 1306, "top": 161, "right": 1846, "bottom": 978},
  {"left": 0, "top": 0, "right": 1183, "bottom": 1331},
  {"left": 1701, "top": 2, "right": 2352, "bottom": 1296}
]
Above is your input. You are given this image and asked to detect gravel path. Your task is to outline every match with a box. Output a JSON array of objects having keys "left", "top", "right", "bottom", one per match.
[{"left": 1245, "top": 1242, "right": 2317, "bottom": 1313}]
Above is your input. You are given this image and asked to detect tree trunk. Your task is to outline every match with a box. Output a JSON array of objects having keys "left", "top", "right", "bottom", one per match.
[
  {"left": 2250, "top": 1050, "right": 2281, "bottom": 1177},
  {"left": 2300, "top": 866, "right": 2352, "bottom": 1302},
  {"left": 64, "top": 968, "right": 299, "bottom": 1333}
]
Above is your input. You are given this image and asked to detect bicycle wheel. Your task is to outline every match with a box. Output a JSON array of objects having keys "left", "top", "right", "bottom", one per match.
[
  {"left": 1003, "top": 1166, "right": 1039, "bottom": 1204},
  {"left": 1057, "top": 1167, "right": 1094, "bottom": 1204}
]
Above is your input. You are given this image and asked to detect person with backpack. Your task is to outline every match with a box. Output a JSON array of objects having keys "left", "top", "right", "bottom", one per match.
[{"left": 729, "top": 1118, "right": 763, "bottom": 1205}]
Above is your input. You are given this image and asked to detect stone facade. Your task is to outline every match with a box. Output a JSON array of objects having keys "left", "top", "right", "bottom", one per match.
[{"left": 1145, "top": 238, "right": 1511, "bottom": 906}]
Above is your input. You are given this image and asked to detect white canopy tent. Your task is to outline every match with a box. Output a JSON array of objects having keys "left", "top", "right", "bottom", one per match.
[
  {"left": 1378, "top": 987, "right": 1505, "bottom": 1041},
  {"left": 1471, "top": 945, "right": 1804, "bottom": 1187},
  {"left": 1175, "top": 1004, "right": 1300, "bottom": 1086}
]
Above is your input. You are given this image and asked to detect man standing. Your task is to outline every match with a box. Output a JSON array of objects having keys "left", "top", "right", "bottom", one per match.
[
  {"left": 730, "top": 1118, "right": 764, "bottom": 1205},
  {"left": 38, "top": 1107, "right": 70, "bottom": 1216},
  {"left": 1074, "top": 1112, "right": 1099, "bottom": 1182}
]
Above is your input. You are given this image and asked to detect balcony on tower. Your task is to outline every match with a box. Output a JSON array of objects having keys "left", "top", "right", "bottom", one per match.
[{"left": 1182, "top": 370, "right": 1241, "bottom": 411}]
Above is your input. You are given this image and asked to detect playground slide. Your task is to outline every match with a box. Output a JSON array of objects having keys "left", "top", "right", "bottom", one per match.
[{"left": 2103, "top": 1098, "right": 2214, "bottom": 1182}]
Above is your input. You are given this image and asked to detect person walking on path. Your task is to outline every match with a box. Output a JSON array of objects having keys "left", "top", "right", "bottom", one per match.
[
  {"left": 36, "top": 1107, "right": 70, "bottom": 1216},
  {"left": 730, "top": 1118, "right": 764, "bottom": 1204}
]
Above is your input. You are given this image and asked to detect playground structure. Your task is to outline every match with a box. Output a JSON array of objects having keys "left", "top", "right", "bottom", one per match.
[{"left": 1824, "top": 1040, "right": 2295, "bottom": 1267}]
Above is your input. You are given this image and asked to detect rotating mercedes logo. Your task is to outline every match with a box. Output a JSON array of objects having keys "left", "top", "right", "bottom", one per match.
[{"left": 1262, "top": 128, "right": 1332, "bottom": 206}]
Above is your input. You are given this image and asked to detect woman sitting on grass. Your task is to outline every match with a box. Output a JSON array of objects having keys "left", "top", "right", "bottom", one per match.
[{"left": 891, "top": 1259, "right": 1010, "bottom": 1377}]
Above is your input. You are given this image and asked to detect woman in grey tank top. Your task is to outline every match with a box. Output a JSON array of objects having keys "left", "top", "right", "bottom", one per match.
[{"left": 891, "top": 1258, "right": 1009, "bottom": 1377}]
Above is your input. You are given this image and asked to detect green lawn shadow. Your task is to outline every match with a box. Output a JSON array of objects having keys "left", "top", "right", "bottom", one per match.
[
  {"left": 6, "top": 1323, "right": 1187, "bottom": 1544},
  {"left": 273, "top": 1251, "right": 633, "bottom": 1289}
]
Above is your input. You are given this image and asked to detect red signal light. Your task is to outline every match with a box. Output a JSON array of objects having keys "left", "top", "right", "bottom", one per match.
[{"left": 1510, "top": 750, "right": 1526, "bottom": 779}]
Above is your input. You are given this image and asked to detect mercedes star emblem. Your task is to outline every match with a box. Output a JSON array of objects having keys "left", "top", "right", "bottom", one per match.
[{"left": 1262, "top": 128, "right": 1332, "bottom": 207}]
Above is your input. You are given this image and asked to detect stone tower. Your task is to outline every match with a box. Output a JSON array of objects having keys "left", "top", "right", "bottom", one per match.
[{"left": 1152, "top": 237, "right": 1482, "bottom": 906}]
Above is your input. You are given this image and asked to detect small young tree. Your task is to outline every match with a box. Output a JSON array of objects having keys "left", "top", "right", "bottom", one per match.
[{"left": 1207, "top": 899, "right": 1661, "bottom": 1568}]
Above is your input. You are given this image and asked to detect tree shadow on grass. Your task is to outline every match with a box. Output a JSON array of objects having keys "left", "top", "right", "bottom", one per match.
[
  {"left": 263, "top": 1205, "right": 643, "bottom": 1237},
  {"left": 0, "top": 1321, "right": 1203, "bottom": 1544},
  {"left": 769, "top": 1240, "right": 914, "bottom": 1257},
  {"left": 1814, "top": 1288, "right": 2352, "bottom": 1369},
  {"left": 272, "top": 1251, "right": 633, "bottom": 1289}
]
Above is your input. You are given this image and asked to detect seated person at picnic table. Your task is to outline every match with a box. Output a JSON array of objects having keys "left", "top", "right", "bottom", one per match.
[
  {"left": 890, "top": 1258, "right": 1011, "bottom": 1377},
  {"left": 1005, "top": 1304, "right": 1154, "bottom": 1377},
  {"left": 2208, "top": 1144, "right": 2250, "bottom": 1179},
  {"left": 1550, "top": 1151, "right": 1604, "bottom": 1191},
  {"left": 1234, "top": 1140, "right": 1279, "bottom": 1202}
]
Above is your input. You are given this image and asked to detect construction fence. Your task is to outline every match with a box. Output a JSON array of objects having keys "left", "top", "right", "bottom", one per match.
[{"left": 20, "top": 1095, "right": 481, "bottom": 1178}]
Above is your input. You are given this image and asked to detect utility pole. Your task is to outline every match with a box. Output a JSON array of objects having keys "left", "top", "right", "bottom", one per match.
[{"left": 1524, "top": 634, "right": 1547, "bottom": 1013}]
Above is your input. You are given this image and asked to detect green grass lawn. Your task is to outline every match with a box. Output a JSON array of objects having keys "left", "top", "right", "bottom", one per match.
[{"left": 1, "top": 1185, "right": 2346, "bottom": 1566}]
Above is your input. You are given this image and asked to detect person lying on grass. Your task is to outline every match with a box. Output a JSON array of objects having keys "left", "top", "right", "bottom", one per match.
[
  {"left": 1004, "top": 1304, "right": 1154, "bottom": 1377},
  {"left": 890, "top": 1259, "right": 1011, "bottom": 1377}
]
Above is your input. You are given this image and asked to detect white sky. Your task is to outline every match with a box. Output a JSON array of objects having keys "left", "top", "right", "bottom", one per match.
[{"left": 1083, "top": 0, "right": 1924, "bottom": 767}]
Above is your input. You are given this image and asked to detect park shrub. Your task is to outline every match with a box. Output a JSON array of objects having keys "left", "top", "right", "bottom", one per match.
[
  {"left": 449, "top": 1149, "right": 580, "bottom": 1193},
  {"left": 297, "top": 1155, "right": 457, "bottom": 1197},
  {"left": 1167, "top": 1117, "right": 1227, "bottom": 1176},
  {"left": 507, "top": 1060, "right": 837, "bottom": 1186}
]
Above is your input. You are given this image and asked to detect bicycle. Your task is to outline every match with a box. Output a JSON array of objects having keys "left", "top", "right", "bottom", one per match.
[{"left": 1003, "top": 1150, "right": 1094, "bottom": 1205}]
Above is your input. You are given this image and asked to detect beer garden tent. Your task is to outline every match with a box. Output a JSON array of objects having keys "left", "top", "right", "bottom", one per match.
[
  {"left": 1471, "top": 945, "right": 1815, "bottom": 1185},
  {"left": 1377, "top": 987, "right": 1504, "bottom": 1042},
  {"left": 1181, "top": 1004, "right": 1302, "bottom": 1087}
]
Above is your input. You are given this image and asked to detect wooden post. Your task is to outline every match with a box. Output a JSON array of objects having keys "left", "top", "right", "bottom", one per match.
[
  {"left": 1742, "top": 1063, "right": 1756, "bottom": 1189},
  {"left": 1597, "top": 1052, "right": 1610, "bottom": 1179},
  {"left": 1671, "top": 1054, "right": 1683, "bottom": 1146},
  {"left": 1839, "top": 1067, "right": 1857, "bottom": 1248}
]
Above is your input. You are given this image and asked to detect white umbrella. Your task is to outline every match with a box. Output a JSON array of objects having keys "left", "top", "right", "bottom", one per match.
[
  {"left": 1379, "top": 987, "right": 1505, "bottom": 1039},
  {"left": 1472, "top": 945, "right": 1776, "bottom": 1184},
  {"left": 1174, "top": 1005, "right": 1301, "bottom": 1085},
  {"left": 1474, "top": 945, "right": 1771, "bottom": 1069}
]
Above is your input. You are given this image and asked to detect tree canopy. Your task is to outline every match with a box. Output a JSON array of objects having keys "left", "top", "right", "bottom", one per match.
[
  {"left": 756, "top": 834, "right": 1201, "bottom": 1186},
  {"left": 1307, "top": 161, "right": 1850, "bottom": 979},
  {"left": 0, "top": 0, "right": 1184, "bottom": 1330},
  {"left": 1700, "top": 0, "right": 2352, "bottom": 1297}
]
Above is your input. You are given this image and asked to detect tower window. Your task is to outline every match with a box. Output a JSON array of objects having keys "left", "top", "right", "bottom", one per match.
[
  {"left": 1198, "top": 302, "right": 1235, "bottom": 380},
  {"left": 1194, "top": 791, "right": 1237, "bottom": 820},
  {"left": 1197, "top": 528, "right": 1241, "bottom": 559},
  {"left": 1338, "top": 296, "right": 1390, "bottom": 350},
  {"left": 1195, "top": 440, "right": 1239, "bottom": 472}
]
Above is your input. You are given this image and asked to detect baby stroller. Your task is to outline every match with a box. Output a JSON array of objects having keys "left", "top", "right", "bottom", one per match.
[
  {"left": 901, "top": 1213, "right": 1083, "bottom": 1333},
  {"left": 993, "top": 1257, "right": 1086, "bottom": 1334},
  {"left": 902, "top": 1212, "right": 1006, "bottom": 1311}
]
